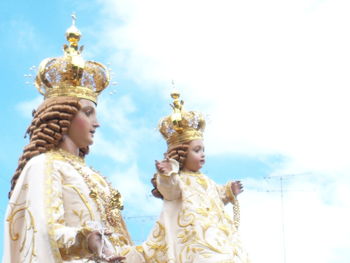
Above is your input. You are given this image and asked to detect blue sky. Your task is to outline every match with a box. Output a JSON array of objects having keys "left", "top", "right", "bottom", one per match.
[{"left": 1, "top": 0, "right": 350, "bottom": 262}]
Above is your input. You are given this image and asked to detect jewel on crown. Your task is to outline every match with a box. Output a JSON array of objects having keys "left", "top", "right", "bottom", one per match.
[
  {"left": 34, "top": 14, "right": 110, "bottom": 103},
  {"left": 158, "top": 91, "right": 206, "bottom": 147}
]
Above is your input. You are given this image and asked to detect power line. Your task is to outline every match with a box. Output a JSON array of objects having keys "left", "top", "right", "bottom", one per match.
[
  {"left": 125, "top": 215, "right": 157, "bottom": 220},
  {"left": 263, "top": 173, "right": 312, "bottom": 263},
  {"left": 280, "top": 176, "right": 286, "bottom": 263}
]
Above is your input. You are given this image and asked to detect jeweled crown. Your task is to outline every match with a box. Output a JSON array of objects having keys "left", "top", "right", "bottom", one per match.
[
  {"left": 35, "top": 15, "right": 110, "bottom": 103},
  {"left": 159, "top": 92, "right": 206, "bottom": 147}
]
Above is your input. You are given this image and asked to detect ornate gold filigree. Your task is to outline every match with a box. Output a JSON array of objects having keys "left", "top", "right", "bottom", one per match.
[
  {"left": 44, "top": 152, "right": 62, "bottom": 261},
  {"left": 7, "top": 206, "right": 37, "bottom": 262},
  {"left": 35, "top": 14, "right": 109, "bottom": 103},
  {"left": 63, "top": 184, "right": 95, "bottom": 221},
  {"left": 145, "top": 221, "right": 169, "bottom": 262},
  {"left": 176, "top": 172, "right": 241, "bottom": 261},
  {"left": 55, "top": 149, "right": 130, "bottom": 246},
  {"left": 158, "top": 92, "right": 205, "bottom": 147}
]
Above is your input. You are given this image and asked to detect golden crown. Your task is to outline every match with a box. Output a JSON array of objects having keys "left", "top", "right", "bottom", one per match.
[
  {"left": 159, "top": 92, "right": 206, "bottom": 147},
  {"left": 35, "top": 14, "right": 110, "bottom": 103}
]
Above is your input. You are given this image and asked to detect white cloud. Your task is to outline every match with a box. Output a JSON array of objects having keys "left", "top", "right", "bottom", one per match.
[
  {"left": 91, "top": 1, "right": 350, "bottom": 261},
  {"left": 110, "top": 163, "right": 163, "bottom": 215},
  {"left": 92, "top": 132, "right": 131, "bottom": 163},
  {"left": 92, "top": 94, "right": 157, "bottom": 163},
  {"left": 91, "top": 94, "right": 163, "bottom": 217},
  {"left": 97, "top": 0, "right": 350, "bottom": 172},
  {"left": 101, "top": 0, "right": 350, "bottom": 173},
  {"left": 240, "top": 174, "right": 350, "bottom": 263},
  {"left": 16, "top": 96, "right": 42, "bottom": 118}
]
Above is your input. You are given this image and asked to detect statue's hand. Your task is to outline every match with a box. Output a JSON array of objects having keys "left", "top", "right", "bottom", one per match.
[
  {"left": 231, "top": 181, "right": 243, "bottom": 196},
  {"left": 151, "top": 174, "right": 163, "bottom": 199},
  {"left": 151, "top": 158, "right": 174, "bottom": 200},
  {"left": 87, "top": 231, "right": 126, "bottom": 262},
  {"left": 155, "top": 158, "right": 173, "bottom": 174},
  {"left": 103, "top": 254, "right": 125, "bottom": 263}
]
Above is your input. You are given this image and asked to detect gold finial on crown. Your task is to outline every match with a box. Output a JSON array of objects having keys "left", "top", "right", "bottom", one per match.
[
  {"left": 34, "top": 14, "right": 110, "bottom": 103},
  {"left": 159, "top": 90, "right": 206, "bottom": 147},
  {"left": 65, "top": 13, "right": 81, "bottom": 47}
]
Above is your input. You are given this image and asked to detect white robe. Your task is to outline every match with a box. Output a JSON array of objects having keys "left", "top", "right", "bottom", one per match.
[
  {"left": 141, "top": 159, "right": 250, "bottom": 263},
  {"left": 2, "top": 150, "right": 144, "bottom": 263}
]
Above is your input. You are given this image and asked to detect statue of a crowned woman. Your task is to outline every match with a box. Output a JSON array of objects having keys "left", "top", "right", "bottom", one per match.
[{"left": 3, "top": 17, "right": 145, "bottom": 263}]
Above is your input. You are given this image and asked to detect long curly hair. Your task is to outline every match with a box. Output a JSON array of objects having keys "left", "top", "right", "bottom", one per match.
[
  {"left": 166, "top": 143, "right": 190, "bottom": 170},
  {"left": 151, "top": 142, "right": 190, "bottom": 199},
  {"left": 8, "top": 96, "right": 87, "bottom": 198}
]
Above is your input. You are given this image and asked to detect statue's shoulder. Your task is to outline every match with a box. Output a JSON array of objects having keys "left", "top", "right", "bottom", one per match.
[{"left": 25, "top": 151, "right": 67, "bottom": 172}]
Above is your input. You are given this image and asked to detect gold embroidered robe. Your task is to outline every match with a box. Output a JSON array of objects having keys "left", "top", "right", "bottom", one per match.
[
  {"left": 142, "top": 159, "right": 250, "bottom": 263},
  {"left": 2, "top": 151, "right": 145, "bottom": 263}
]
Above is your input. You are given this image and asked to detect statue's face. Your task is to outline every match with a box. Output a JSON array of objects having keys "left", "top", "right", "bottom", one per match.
[
  {"left": 67, "top": 99, "right": 99, "bottom": 148},
  {"left": 182, "top": 139, "right": 205, "bottom": 172}
]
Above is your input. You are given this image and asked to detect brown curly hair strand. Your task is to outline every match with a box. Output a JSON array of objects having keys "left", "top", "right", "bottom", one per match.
[{"left": 9, "top": 97, "right": 82, "bottom": 199}]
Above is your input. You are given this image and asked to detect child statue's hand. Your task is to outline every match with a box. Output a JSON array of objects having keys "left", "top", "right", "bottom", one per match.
[
  {"left": 151, "top": 174, "right": 163, "bottom": 199},
  {"left": 155, "top": 158, "right": 173, "bottom": 175},
  {"left": 151, "top": 159, "right": 174, "bottom": 200},
  {"left": 231, "top": 180, "right": 244, "bottom": 196}
]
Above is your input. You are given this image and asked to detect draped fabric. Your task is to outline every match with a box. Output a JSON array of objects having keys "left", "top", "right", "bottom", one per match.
[
  {"left": 141, "top": 159, "right": 250, "bottom": 263},
  {"left": 2, "top": 151, "right": 144, "bottom": 263}
]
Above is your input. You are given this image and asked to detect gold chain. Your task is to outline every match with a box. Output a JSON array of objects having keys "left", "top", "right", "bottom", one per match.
[
  {"left": 224, "top": 182, "right": 240, "bottom": 230},
  {"left": 232, "top": 198, "right": 240, "bottom": 230},
  {"left": 56, "top": 149, "right": 123, "bottom": 233}
]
